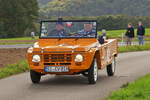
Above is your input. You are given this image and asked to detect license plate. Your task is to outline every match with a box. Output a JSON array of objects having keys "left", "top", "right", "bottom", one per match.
[{"left": 45, "top": 66, "right": 69, "bottom": 72}]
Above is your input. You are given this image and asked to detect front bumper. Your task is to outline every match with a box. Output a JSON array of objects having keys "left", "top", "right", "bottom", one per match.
[{"left": 28, "top": 52, "right": 95, "bottom": 75}]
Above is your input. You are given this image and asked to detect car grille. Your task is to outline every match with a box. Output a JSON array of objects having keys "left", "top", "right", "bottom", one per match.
[{"left": 44, "top": 54, "right": 72, "bottom": 62}]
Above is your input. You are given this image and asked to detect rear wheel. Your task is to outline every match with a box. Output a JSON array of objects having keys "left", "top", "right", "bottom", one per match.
[
  {"left": 88, "top": 58, "right": 98, "bottom": 84},
  {"left": 107, "top": 57, "right": 116, "bottom": 76},
  {"left": 30, "top": 70, "right": 41, "bottom": 84}
]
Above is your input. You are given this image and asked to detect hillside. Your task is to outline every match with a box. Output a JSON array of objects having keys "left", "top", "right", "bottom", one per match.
[
  {"left": 39, "top": 0, "right": 150, "bottom": 17},
  {"left": 37, "top": 0, "right": 52, "bottom": 6}
]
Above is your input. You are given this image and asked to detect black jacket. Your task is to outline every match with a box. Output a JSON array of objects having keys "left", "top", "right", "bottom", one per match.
[
  {"left": 137, "top": 25, "right": 145, "bottom": 36},
  {"left": 125, "top": 27, "right": 134, "bottom": 38}
]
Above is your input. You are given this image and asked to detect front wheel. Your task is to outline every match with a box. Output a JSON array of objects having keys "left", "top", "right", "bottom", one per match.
[
  {"left": 30, "top": 70, "right": 41, "bottom": 84},
  {"left": 88, "top": 58, "right": 98, "bottom": 84},
  {"left": 107, "top": 57, "right": 116, "bottom": 76}
]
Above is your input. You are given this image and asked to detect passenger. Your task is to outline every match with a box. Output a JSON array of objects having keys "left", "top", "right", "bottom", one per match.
[
  {"left": 77, "top": 22, "right": 95, "bottom": 37},
  {"left": 48, "top": 22, "right": 66, "bottom": 37}
]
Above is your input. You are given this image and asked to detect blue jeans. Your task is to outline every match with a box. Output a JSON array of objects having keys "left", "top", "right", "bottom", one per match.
[{"left": 138, "top": 35, "right": 144, "bottom": 45}]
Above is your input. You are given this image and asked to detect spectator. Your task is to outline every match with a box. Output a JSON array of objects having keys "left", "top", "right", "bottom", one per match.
[
  {"left": 137, "top": 21, "right": 145, "bottom": 45},
  {"left": 125, "top": 23, "right": 134, "bottom": 46},
  {"left": 31, "top": 32, "right": 35, "bottom": 39},
  {"left": 102, "top": 29, "right": 106, "bottom": 40}
]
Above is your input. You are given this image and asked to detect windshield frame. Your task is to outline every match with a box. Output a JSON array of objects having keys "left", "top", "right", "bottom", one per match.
[{"left": 39, "top": 20, "right": 98, "bottom": 39}]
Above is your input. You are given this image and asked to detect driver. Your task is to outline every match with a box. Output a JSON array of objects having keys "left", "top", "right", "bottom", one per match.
[
  {"left": 48, "top": 22, "right": 66, "bottom": 37},
  {"left": 77, "top": 22, "right": 95, "bottom": 37}
]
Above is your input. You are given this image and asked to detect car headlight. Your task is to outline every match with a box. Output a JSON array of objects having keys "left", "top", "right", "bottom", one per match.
[
  {"left": 32, "top": 55, "right": 41, "bottom": 62},
  {"left": 75, "top": 54, "right": 84, "bottom": 62}
]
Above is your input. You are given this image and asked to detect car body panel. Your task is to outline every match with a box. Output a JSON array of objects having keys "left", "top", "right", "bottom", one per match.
[{"left": 27, "top": 38, "right": 118, "bottom": 75}]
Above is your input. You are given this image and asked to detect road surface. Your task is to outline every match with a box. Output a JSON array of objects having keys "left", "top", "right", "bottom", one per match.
[
  {"left": 0, "top": 51, "right": 150, "bottom": 100},
  {"left": 1, "top": 42, "right": 150, "bottom": 48},
  {"left": 0, "top": 44, "right": 32, "bottom": 48}
]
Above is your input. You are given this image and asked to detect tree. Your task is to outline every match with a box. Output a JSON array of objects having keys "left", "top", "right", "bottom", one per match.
[
  {"left": 0, "top": 0, "right": 39, "bottom": 38},
  {"left": 39, "top": 0, "right": 150, "bottom": 17}
]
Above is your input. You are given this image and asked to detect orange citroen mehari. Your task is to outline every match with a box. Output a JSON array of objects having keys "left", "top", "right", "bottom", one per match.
[{"left": 27, "top": 19, "right": 118, "bottom": 84}]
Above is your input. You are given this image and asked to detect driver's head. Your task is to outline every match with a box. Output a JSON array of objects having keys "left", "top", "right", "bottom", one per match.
[
  {"left": 84, "top": 23, "right": 92, "bottom": 32},
  {"left": 56, "top": 22, "right": 64, "bottom": 31}
]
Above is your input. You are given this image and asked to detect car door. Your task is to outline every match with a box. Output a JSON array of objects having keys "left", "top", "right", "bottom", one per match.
[{"left": 96, "top": 43, "right": 108, "bottom": 69}]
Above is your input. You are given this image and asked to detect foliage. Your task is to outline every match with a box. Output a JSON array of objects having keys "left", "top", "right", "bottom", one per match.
[
  {"left": 0, "top": 60, "right": 29, "bottom": 79},
  {"left": 37, "top": 0, "right": 52, "bottom": 6},
  {"left": 46, "top": 15, "right": 150, "bottom": 30},
  {"left": 0, "top": 0, "right": 39, "bottom": 38},
  {"left": 40, "top": 0, "right": 150, "bottom": 17},
  {"left": 39, "top": 0, "right": 150, "bottom": 30}
]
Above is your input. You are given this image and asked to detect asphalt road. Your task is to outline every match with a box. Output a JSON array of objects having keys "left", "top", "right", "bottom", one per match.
[
  {"left": 0, "top": 51, "right": 150, "bottom": 100},
  {"left": 1, "top": 42, "right": 150, "bottom": 48},
  {"left": 0, "top": 44, "right": 32, "bottom": 48}
]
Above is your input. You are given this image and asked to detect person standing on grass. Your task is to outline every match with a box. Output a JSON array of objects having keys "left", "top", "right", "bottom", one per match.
[
  {"left": 102, "top": 29, "right": 107, "bottom": 40},
  {"left": 31, "top": 32, "right": 35, "bottom": 39},
  {"left": 137, "top": 21, "right": 145, "bottom": 45},
  {"left": 125, "top": 23, "right": 135, "bottom": 46}
]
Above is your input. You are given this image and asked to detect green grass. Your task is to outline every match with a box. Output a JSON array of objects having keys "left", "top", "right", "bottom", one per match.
[
  {"left": 0, "top": 36, "right": 38, "bottom": 41},
  {"left": 119, "top": 43, "right": 150, "bottom": 53},
  {"left": 98, "top": 28, "right": 150, "bottom": 38},
  {"left": 105, "top": 74, "right": 150, "bottom": 100},
  {"left": 0, "top": 60, "right": 29, "bottom": 79},
  {"left": 106, "top": 44, "right": 150, "bottom": 100},
  {"left": 118, "top": 38, "right": 150, "bottom": 42}
]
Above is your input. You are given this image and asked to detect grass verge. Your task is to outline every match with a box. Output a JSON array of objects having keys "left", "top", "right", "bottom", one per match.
[
  {"left": 105, "top": 74, "right": 150, "bottom": 100},
  {"left": 0, "top": 36, "right": 38, "bottom": 41},
  {"left": 0, "top": 60, "right": 29, "bottom": 79},
  {"left": 117, "top": 37, "right": 150, "bottom": 42},
  {"left": 99, "top": 28, "right": 150, "bottom": 38},
  {"left": 119, "top": 43, "right": 150, "bottom": 53},
  {"left": 106, "top": 44, "right": 150, "bottom": 100}
]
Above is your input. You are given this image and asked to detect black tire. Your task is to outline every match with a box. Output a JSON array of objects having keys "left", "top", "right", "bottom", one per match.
[
  {"left": 88, "top": 58, "right": 98, "bottom": 84},
  {"left": 107, "top": 57, "right": 116, "bottom": 76},
  {"left": 30, "top": 70, "right": 41, "bottom": 84}
]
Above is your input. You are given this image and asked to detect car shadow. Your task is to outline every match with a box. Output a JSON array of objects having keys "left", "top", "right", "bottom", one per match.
[{"left": 28, "top": 73, "right": 119, "bottom": 90}]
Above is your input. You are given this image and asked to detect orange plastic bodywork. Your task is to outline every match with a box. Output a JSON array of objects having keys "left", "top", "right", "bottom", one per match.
[{"left": 27, "top": 38, "right": 118, "bottom": 75}]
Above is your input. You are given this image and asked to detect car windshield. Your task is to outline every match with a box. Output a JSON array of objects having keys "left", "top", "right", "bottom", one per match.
[{"left": 40, "top": 21, "right": 97, "bottom": 38}]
